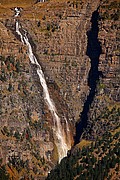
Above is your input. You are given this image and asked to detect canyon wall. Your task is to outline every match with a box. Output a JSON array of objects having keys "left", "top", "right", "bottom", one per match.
[{"left": 0, "top": 0, "right": 119, "bottom": 179}]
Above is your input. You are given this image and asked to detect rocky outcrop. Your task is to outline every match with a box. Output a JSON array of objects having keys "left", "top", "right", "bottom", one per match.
[
  {"left": 19, "top": 0, "right": 100, "bottom": 122},
  {"left": 82, "top": 0, "right": 120, "bottom": 140},
  {"left": 75, "top": 7, "right": 102, "bottom": 144}
]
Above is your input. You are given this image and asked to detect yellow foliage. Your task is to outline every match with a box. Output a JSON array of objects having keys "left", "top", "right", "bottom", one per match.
[
  {"left": 111, "top": 127, "right": 120, "bottom": 135},
  {"left": 6, "top": 165, "right": 19, "bottom": 180},
  {"left": 76, "top": 139, "right": 92, "bottom": 149}
]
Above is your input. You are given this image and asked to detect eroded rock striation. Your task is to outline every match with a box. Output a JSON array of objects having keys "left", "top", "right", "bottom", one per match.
[{"left": 0, "top": 0, "right": 119, "bottom": 179}]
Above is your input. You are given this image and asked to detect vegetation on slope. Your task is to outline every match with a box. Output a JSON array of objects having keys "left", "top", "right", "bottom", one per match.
[
  {"left": 0, "top": 161, "right": 9, "bottom": 180},
  {"left": 46, "top": 131, "right": 120, "bottom": 180}
]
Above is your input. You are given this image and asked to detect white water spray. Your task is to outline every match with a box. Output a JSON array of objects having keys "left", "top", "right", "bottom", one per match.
[
  {"left": 15, "top": 7, "right": 20, "bottom": 17},
  {"left": 14, "top": 8, "right": 71, "bottom": 162}
]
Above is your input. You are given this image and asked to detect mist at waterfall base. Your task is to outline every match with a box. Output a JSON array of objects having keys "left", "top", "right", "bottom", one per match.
[{"left": 15, "top": 8, "right": 71, "bottom": 163}]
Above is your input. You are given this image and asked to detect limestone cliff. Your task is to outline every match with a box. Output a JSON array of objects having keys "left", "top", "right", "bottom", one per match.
[
  {"left": 82, "top": 0, "right": 120, "bottom": 141},
  {"left": 0, "top": 0, "right": 119, "bottom": 179}
]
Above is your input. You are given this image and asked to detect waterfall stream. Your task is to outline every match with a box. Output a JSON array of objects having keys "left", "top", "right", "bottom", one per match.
[{"left": 14, "top": 8, "right": 71, "bottom": 162}]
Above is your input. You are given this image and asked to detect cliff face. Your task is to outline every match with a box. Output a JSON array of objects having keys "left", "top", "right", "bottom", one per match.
[
  {"left": 46, "top": 3, "right": 120, "bottom": 180},
  {"left": 0, "top": 0, "right": 119, "bottom": 179},
  {"left": 82, "top": 0, "right": 120, "bottom": 141},
  {"left": 0, "top": 19, "right": 51, "bottom": 178},
  {"left": 0, "top": 0, "right": 36, "bottom": 7}
]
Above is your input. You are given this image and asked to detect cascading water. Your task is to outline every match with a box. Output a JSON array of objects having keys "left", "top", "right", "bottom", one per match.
[{"left": 14, "top": 8, "right": 71, "bottom": 162}]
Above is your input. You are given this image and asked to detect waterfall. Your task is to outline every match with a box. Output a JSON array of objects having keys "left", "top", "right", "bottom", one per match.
[
  {"left": 15, "top": 7, "right": 20, "bottom": 17},
  {"left": 14, "top": 8, "right": 71, "bottom": 162}
]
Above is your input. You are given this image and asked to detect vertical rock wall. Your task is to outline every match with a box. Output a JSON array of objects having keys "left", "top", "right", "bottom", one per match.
[
  {"left": 82, "top": 0, "right": 120, "bottom": 140},
  {"left": 2, "top": 0, "right": 118, "bottom": 179}
]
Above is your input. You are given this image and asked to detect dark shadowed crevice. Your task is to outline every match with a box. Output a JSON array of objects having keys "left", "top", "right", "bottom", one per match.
[{"left": 74, "top": 8, "right": 102, "bottom": 145}]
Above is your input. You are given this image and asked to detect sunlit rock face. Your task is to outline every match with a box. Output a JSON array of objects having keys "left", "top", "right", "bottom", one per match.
[
  {"left": 0, "top": 0, "right": 36, "bottom": 7},
  {"left": 1, "top": 0, "right": 119, "bottom": 179}
]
